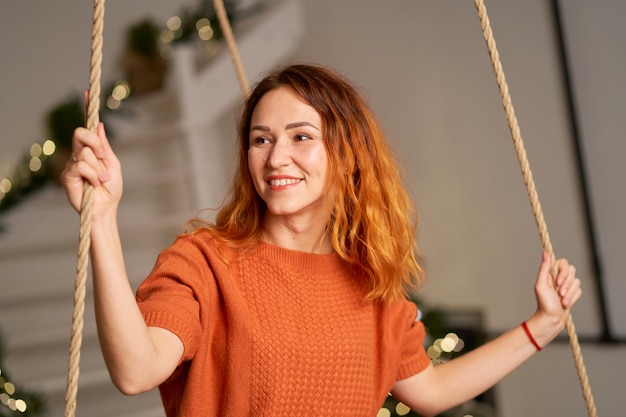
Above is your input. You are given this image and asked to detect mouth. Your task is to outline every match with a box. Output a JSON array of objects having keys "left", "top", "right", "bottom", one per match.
[{"left": 267, "top": 178, "right": 302, "bottom": 187}]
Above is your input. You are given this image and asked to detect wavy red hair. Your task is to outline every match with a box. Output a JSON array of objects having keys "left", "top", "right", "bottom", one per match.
[{"left": 187, "top": 64, "right": 426, "bottom": 302}]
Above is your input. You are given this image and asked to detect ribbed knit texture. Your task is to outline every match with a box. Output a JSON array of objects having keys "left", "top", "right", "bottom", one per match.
[{"left": 136, "top": 232, "right": 430, "bottom": 417}]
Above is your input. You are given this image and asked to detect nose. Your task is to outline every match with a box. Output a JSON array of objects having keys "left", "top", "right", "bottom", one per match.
[{"left": 266, "top": 137, "right": 291, "bottom": 167}]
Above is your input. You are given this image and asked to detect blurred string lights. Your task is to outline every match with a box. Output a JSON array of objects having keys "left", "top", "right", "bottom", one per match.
[
  {"left": 1, "top": 370, "right": 28, "bottom": 414},
  {"left": 376, "top": 330, "right": 466, "bottom": 417},
  {"left": 0, "top": 332, "right": 46, "bottom": 415},
  {"left": 104, "top": 0, "right": 236, "bottom": 112},
  {"left": 0, "top": 0, "right": 239, "bottom": 218},
  {"left": 377, "top": 307, "right": 496, "bottom": 417},
  {"left": 0, "top": 139, "right": 60, "bottom": 216},
  {"left": 377, "top": 400, "right": 413, "bottom": 417},
  {"left": 0, "top": 93, "right": 83, "bottom": 217},
  {"left": 427, "top": 332, "right": 465, "bottom": 364}
]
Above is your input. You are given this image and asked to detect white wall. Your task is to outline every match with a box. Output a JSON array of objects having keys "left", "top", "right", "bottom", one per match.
[
  {"left": 560, "top": 1, "right": 626, "bottom": 339},
  {"left": 1, "top": 1, "right": 624, "bottom": 416}
]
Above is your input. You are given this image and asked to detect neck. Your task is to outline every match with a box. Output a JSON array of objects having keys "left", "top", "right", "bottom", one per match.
[{"left": 262, "top": 215, "right": 332, "bottom": 254}]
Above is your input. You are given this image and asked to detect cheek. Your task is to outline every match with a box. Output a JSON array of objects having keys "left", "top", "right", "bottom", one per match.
[
  {"left": 248, "top": 149, "right": 263, "bottom": 170},
  {"left": 316, "top": 151, "right": 330, "bottom": 180},
  {"left": 307, "top": 144, "right": 328, "bottom": 169},
  {"left": 247, "top": 151, "right": 265, "bottom": 186}
]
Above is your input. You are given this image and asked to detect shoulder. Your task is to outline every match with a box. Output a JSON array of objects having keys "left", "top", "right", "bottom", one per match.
[
  {"left": 141, "top": 231, "right": 245, "bottom": 296},
  {"left": 138, "top": 231, "right": 247, "bottom": 304},
  {"left": 369, "top": 297, "right": 425, "bottom": 346},
  {"left": 381, "top": 298, "right": 421, "bottom": 324},
  {"left": 377, "top": 298, "right": 427, "bottom": 357},
  {"left": 159, "top": 230, "right": 240, "bottom": 265}
]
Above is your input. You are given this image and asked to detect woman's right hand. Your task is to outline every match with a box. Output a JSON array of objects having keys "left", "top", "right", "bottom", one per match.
[{"left": 61, "top": 122, "right": 123, "bottom": 220}]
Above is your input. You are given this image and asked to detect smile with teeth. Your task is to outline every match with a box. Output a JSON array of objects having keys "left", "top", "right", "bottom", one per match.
[{"left": 268, "top": 178, "right": 301, "bottom": 186}]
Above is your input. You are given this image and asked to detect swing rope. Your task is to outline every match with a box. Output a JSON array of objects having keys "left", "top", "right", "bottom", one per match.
[
  {"left": 473, "top": 1, "right": 597, "bottom": 416},
  {"left": 214, "top": 0, "right": 250, "bottom": 97},
  {"left": 64, "top": 0, "right": 105, "bottom": 416}
]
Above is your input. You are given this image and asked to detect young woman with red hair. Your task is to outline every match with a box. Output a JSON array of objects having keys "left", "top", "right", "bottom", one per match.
[{"left": 63, "top": 64, "right": 581, "bottom": 417}]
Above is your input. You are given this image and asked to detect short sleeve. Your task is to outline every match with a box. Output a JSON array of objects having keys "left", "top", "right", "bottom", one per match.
[
  {"left": 395, "top": 302, "right": 431, "bottom": 380},
  {"left": 136, "top": 237, "right": 205, "bottom": 361}
]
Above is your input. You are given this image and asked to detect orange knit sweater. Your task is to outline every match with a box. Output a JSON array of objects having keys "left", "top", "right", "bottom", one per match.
[{"left": 136, "top": 231, "right": 430, "bottom": 416}]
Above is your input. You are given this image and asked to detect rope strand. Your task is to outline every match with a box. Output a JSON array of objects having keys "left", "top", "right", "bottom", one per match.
[
  {"left": 473, "top": 1, "right": 597, "bottom": 416},
  {"left": 65, "top": 1, "right": 105, "bottom": 416},
  {"left": 214, "top": 0, "right": 250, "bottom": 97}
]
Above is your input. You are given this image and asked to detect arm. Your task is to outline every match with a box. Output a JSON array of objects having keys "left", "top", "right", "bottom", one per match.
[
  {"left": 62, "top": 123, "right": 183, "bottom": 394},
  {"left": 391, "top": 252, "right": 582, "bottom": 417}
]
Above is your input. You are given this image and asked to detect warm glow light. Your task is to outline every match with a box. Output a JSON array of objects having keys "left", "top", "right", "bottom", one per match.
[
  {"left": 3, "top": 382, "right": 15, "bottom": 395},
  {"left": 433, "top": 338, "right": 443, "bottom": 349},
  {"left": 396, "top": 402, "right": 411, "bottom": 415},
  {"left": 112, "top": 83, "right": 130, "bottom": 100},
  {"left": 454, "top": 338, "right": 465, "bottom": 352},
  {"left": 29, "top": 157, "right": 42, "bottom": 172},
  {"left": 166, "top": 16, "right": 181, "bottom": 30},
  {"left": 15, "top": 399, "right": 27, "bottom": 412},
  {"left": 42, "top": 139, "right": 56, "bottom": 156},
  {"left": 160, "top": 29, "right": 175, "bottom": 44},
  {"left": 376, "top": 408, "right": 391, "bottom": 417},
  {"left": 196, "top": 18, "right": 214, "bottom": 41},
  {"left": 0, "top": 393, "right": 8, "bottom": 405},
  {"left": 441, "top": 333, "right": 458, "bottom": 353},
  {"left": 195, "top": 17, "right": 211, "bottom": 30},
  {"left": 0, "top": 178, "right": 11, "bottom": 193},
  {"left": 198, "top": 25, "right": 214, "bottom": 41},
  {"left": 106, "top": 96, "right": 121, "bottom": 111},
  {"left": 29, "top": 143, "right": 42, "bottom": 158},
  {"left": 427, "top": 345, "right": 441, "bottom": 360}
]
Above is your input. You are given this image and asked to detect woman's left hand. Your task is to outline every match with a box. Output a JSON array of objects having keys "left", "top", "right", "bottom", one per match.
[{"left": 531, "top": 252, "right": 582, "bottom": 342}]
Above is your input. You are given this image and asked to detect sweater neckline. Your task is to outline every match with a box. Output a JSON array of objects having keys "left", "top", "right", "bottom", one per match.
[{"left": 256, "top": 241, "right": 348, "bottom": 273}]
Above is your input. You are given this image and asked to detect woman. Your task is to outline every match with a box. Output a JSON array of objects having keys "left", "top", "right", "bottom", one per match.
[{"left": 62, "top": 64, "right": 581, "bottom": 417}]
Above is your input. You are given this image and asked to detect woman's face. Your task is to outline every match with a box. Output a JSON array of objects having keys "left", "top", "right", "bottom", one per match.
[{"left": 248, "top": 86, "right": 330, "bottom": 223}]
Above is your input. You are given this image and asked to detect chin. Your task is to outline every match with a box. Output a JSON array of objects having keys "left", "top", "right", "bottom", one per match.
[{"left": 266, "top": 207, "right": 301, "bottom": 217}]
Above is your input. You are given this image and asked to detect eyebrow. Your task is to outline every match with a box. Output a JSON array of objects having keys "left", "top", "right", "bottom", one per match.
[{"left": 250, "top": 121, "right": 320, "bottom": 132}]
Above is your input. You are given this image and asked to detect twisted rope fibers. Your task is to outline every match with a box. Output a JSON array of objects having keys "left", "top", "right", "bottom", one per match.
[{"left": 64, "top": 1, "right": 104, "bottom": 416}]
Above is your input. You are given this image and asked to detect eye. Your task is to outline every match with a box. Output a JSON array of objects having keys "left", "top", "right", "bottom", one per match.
[
  {"left": 295, "top": 134, "right": 312, "bottom": 142},
  {"left": 251, "top": 136, "right": 270, "bottom": 145}
]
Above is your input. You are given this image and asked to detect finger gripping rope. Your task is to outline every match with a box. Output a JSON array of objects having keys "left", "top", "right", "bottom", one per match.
[{"left": 474, "top": 1, "right": 597, "bottom": 416}]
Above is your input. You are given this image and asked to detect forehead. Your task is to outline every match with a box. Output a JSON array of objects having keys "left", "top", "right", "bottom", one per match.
[{"left": 250, "top": 87, "right": 320, "bottom": 125}]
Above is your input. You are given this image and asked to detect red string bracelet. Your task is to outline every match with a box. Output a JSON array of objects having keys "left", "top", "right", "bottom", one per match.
[{"left": 521, "top": 321, "right": 542, "bottom": 351}]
